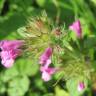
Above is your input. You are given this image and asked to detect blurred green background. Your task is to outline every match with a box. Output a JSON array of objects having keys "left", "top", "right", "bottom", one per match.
[{"left": 0, "top": 0, "right": 96, "bottom": 96}]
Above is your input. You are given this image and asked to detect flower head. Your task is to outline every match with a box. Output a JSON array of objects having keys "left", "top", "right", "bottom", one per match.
[
  {"left": 0, "top": 40, "right": 23, "bottom": 68},
  {"left": 69, "top": 20, "right": 82, "bottom": 38},
  {"left": 78, "top": 82, "right": 85, "bottom": 92}
]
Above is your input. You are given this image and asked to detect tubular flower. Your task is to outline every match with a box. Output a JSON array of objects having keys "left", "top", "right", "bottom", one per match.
[
  {"left": 0, "top": 40, "right": 24, "bottom": 68},
  {"left": 69, "top": 20, "right": 82, "bottom": 38},
  {"left": 0, "top": 40, "right": 23, "bottom": 50},
  {"left": 39, "top": 47, "right": 57, "bottom": 81},
  {"left": 39, "top": 47, "right": 52, "bottom": 66}
]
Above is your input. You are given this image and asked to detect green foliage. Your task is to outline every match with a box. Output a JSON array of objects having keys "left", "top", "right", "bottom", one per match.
[
  {"left": 55, "top": 86, "right": 69, "bottom": 96},
  {"left": 7, "top": 76, "right": 29, "bottom": 96},
  {"left": 15, "top": 59, "right": 39, "bottom": 76},
  {"left": 0, "top": 0, "right": 5, "bottom": 14},
  {"left": 36, "top": 0, "right": 46, "bottom": 7}
]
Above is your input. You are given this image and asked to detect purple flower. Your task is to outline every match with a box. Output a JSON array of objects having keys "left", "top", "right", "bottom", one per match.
[
  {"left": 0, "top": 40, "right": 24, "bottom": 50},
  {"left": 39, "top": 47, "right": 52, "bottom": 66},
  {"left": 78, "top": 82, "right": 85, "bottom": 92},
  {"left": 39, "top": 47, "right": 57, "bottom": 81},
  {"left": 69, "top": 20, "right": 82, "bottom": 38},
  {"left": 40, "top": 66, "right": 56, "bottom": 82},
  {"left": 0, "top": 40, "right": 23, "bottom": 68}
]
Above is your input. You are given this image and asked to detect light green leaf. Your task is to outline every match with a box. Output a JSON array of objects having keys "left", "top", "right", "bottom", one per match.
[
  {"left": 15, "top": 59, "right": 39, "bottom": 76},
  {"left": 55, "top": 86, "right": 69, "bottom": 96},
  {"left": 0, "top": 67, "right": 19, "bottom": 82},
  {"left": 0, "top": 0, "right": 5, "bottom": 14},
  {"left": 36, "top": 0, "right": 46, "bottom": 7},
  {"left": 7, "top": 76, "right": 29, "bottom": 96},
  {"left": 0, "top": 79, "right": 6, "bottom": 94}
]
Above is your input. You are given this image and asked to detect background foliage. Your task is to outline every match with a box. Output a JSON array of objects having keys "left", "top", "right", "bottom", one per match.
[{"left": 0, "top": 0, "right": 96, "bottom": 96}]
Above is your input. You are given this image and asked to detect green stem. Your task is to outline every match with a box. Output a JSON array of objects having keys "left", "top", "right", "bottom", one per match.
[{"left": 56, "top": 8, "right": 61, "bottom": 25}]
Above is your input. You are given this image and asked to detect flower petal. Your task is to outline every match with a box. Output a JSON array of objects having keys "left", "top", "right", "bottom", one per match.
[
  {"left": 42, "top": 71, "right": 51, "bottom": 81},
  {"left": 78, "top": 82, "right": 85, "bottom": 92},
  {"left": 39, "top": 47, "right": 52, "bottom": 65},
  {"left": 69, "top": 20, "right": 82, "bottom": 38}
]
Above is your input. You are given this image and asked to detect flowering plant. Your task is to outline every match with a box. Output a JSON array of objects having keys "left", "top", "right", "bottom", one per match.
[{"left": 0, "top": 12, "right": 96, "bottom": 96}]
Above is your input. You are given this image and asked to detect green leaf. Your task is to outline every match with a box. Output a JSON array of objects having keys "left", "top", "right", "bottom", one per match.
[
  {"left": 15, "top": 59, "right": 39, "bottom": 76},
  {"left": 0, "top": 0, "right": 5, "bottom": 14},
  {"left": 43, "top": 93, "right": 54, "bottom": 96},
  {"left": 70, "top": 30, "right": 77, "bottom": 41},
  {"left": 7, "top": 76, "right": 29, "bottom": 96},
  {"left": 36, "top": 0, "right": 46, "bottom": 7},
  {"left": 91, "top": 0, "right": 96, "bottom": 5},
  {"left": 55, "top": 86, "right": 69, "bottom": 96},
  {"left": 0, "top": 79, "right": 6, "bottom": 94},
  {"left": 84, "top": 35, "right": 96, "bottom": 49},
  {"left": 62, "top": 40, "right": 73, "bottom": 51},
  {"left": 0, "top": 67, "right": 19, "bottom": 82},
  {"left": 0, "top": 12, "right": 26, "bottom": 39}
]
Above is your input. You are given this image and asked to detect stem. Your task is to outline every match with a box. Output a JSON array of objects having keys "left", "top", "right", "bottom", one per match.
[
  {"left": 52, "top": 0, "right": 61, "bottom": 25},
  {"left": 56, "top": 8, "right": 61, "bottom": 25}
]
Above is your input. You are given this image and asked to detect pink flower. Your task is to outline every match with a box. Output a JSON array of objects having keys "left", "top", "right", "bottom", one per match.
[
  {"left": 40, "top": 66, "right": 56, "bottom": 81},
  {"left": 0, "top": 40, "right": 24, "bottom": 50},
  {"left": 39, "top": 47, "right": 52, "bottom": 66},
  {"left": 78, "top": 82, "right": 85, "bottom": 92},
  {"left": 39, "top": 47, "right": 57, "bottom": 81},
  {"left": 69, "top": 20, "right": 82, "bottom": 38},
  {"left": 0, "top": 40, "right": 23, "bottom": 68}
]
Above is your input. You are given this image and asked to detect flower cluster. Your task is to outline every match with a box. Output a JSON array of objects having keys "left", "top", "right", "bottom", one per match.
[{"left": 0, "top": 19, "right": 86, "bottom": 94}]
